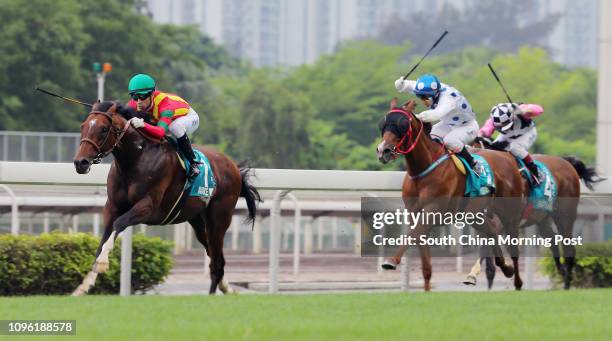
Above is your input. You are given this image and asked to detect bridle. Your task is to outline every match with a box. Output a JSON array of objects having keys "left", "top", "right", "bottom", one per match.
[
  {"left": 385, "top": 108, "right": 424, "bottom": 156},
  {"left": 79, "top": 106, "right": 131, "bottom": 164}
]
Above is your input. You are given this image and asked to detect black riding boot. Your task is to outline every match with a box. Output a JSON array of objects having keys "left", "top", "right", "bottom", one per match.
[
  {"left": 177, "top": 135, "right": 200, "bottom": 180},
  {"left": 457, "top": 146, "right": 481, "bottom": 176},
  {"left": 525, "top": 160, "right": 540, "bottom": 182}
]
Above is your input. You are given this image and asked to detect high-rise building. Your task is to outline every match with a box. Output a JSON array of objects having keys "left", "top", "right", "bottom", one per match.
[{"left": 145, "top": 0, "right": 600, "bottom": 68}]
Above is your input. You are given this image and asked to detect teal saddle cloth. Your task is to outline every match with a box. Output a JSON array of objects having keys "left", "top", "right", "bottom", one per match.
[
  {"left": 516, "top": 158, "right": 558, "bottom": 211},
  {"left": 457, "top": 154, "right": 495, "bottom": 197},
  {"left": 167, "top": 138, "right": 216, "bottom": 199}
]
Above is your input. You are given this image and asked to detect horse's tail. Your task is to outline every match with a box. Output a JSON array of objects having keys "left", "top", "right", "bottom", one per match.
[
  {"left": 562, "top": 156, "right": 605, "bottom": 190},
  {"left": 238, "top": 163, "right": 262, "bottom": 228}
]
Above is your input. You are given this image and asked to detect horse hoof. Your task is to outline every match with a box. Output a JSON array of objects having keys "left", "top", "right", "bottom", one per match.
[
  {"left": 381, "top": 260, "right": 398, "bottom": 270},
  {"left": 501, "top": 266, "right": 514, "bottom": 278},
  {"left": 463, "top": 275, "right": 477, "bottom": 286},
  {"left": 93, "top": 261, "right": 109, "bottom": 273},
  {"left": 218, "top": 279, "right": 237, "bottom": 295}
]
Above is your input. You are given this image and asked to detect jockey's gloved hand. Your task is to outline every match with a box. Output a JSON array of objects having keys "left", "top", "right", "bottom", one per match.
[
  {"left": 394, "top": 77, "right": 409, "bottom": 92},
  {"left": 130, "top": 117, "right": 145, "bottom": 129},
  {"left": 416, "top": 112, "right": 433, "bottom": 122}
]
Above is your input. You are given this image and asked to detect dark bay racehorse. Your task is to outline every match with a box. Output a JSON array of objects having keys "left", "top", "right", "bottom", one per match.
[
  {"left": 376, "top": 99, "right": 524, "bottom": 291},
  {"left": 72, "top": 101, "right": 261, "bottom": 295},
  {"left": 465, "top": 137, "right": 603, "bottom": 289}
]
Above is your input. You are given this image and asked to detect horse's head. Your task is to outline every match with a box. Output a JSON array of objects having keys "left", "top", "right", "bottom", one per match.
[
  {"left": 376, "top": 98, "right": 426, "bottom": 164},
  {"left": 74, "top": 101, "right": 130, "bottom": 174}
]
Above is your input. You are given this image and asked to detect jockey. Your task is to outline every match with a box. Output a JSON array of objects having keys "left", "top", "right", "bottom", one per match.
[
  {"left": 395, "top": 74, "right": 481, "bottom": 174},
  {"left": 127, "top": 73, "right": 201, "bottom": 179},
  {"left": 479, "top": 103, "right": 544, "bottom": 180}
]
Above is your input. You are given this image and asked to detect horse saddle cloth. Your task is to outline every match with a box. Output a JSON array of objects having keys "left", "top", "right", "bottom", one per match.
[
  {"left": 456, "top": 154, "right": 495, "bottom": 197},
  {"left": 176, "top": 149, "right": 216, "bottom": 200},
  {"left": 516, "top": 158, "right": 557, "bottom": 212}
]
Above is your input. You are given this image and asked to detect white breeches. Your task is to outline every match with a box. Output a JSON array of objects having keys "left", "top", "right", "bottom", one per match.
[
  {"left": 169, "top": 108, "right": 199, "bottom": 138},
  {"left": 494, "top": 128, "right": 537, "bottom": 159},
  {"left": 431, "top": 120, "right": 479, "bottom": 152}
]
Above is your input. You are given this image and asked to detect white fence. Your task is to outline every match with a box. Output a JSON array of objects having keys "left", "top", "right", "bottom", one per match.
[{"left": 1, "top": 161, "right": 611, "bottom": 295}]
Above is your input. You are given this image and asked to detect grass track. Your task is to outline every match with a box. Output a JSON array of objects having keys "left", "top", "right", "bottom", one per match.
[{"left": 1, "top": 289, "right": 610, "bottom": 340}]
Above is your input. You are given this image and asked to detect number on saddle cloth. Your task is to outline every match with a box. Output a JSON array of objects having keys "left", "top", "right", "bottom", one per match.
[{"left": 516, "top": 158, "right": 557, "bottom": 211}]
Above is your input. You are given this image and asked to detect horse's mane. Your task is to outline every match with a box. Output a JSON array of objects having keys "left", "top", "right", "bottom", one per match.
[{"left": 95, "top": 101, "right": 143, "bottom": 120}]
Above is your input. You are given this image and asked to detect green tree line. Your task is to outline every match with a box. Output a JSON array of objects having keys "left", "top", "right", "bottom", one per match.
[{"left": 0, "top": 0, "right": 597, "bottom": 169}]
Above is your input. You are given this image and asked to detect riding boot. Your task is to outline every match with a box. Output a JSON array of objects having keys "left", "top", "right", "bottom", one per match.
[
  {"left": 456, "top": 146, "right": 481, "bottom": 176},
  {"left": 177, "top": 134, "right": 200, "bottom": 180},
  {"left": 525, "top": 159, "right": 540, "bottom": 184}
]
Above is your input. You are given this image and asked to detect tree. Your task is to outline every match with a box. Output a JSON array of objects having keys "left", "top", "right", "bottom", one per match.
[
  {"left": 0, "top": 0, "right": 243, "bottom": 132},
  {"left": 0, "top": 0, "right": 90, "bottom": 131},
  {"left": 236, "top": 74, "right": 312, "bottom": 168}
]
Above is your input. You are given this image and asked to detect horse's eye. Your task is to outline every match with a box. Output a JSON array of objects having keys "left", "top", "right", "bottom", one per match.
[{"left": 101, "top": 127, "right": 109, "bottom": 133}]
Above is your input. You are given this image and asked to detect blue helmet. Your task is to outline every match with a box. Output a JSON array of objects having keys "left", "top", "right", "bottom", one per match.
[{"left": 413, "top": 74, "right": 441, "bottom": 97}]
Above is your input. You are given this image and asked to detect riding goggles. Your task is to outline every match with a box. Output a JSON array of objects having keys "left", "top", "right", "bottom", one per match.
[{"left": 130, "top": 91, "right": 153, "bottom": 101}]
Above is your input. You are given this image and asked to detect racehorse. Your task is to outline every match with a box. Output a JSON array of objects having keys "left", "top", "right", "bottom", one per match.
[
  {"left": 376, "top": 98, "right": 526, "bottom": 291},
  {"left": 464, "top": 137, "right": 603, "bottom": 290},
  {"left": 72, "top": 101, "right": 261, "bottom": 295}
]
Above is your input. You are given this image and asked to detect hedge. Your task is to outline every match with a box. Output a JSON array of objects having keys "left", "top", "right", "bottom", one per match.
[
  {"left": 540, "top": 240, "right": 612, "bottom": 288},
  {"left": 0, "top": 232, "right": 173, "bottom": 295}
]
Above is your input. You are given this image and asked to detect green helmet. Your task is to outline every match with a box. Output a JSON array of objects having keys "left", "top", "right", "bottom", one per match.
[{"left": 128, "top": 74, "right": 156, "bottom": 94}]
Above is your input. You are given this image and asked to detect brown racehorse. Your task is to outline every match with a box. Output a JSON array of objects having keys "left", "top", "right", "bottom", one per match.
[
  {"left": 465, "top": 137, "right": 603, "bottom": 290},
  {"left": 72, "top": 101, "right": 261, "bottom": 296},
  {"left": 376, "top": 98, "right": 525, "bottom": 291}
]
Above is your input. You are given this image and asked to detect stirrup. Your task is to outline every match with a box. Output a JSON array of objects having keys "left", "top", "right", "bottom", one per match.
[
  {"left": 188, "top": 163, "right": 200, "bottom": 179},
  {"left": 531, "top": 172, "right": 542, "bottom": 185}
]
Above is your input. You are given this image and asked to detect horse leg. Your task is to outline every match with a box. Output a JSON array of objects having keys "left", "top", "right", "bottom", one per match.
[
  {"left": 73, "top": 203, "right": 122, "bottom": 296},
  {"left": 506, "top": 226, "right": 523, "bottom": 290},
  {"left": 204, "top": 199, "right": 234, "bottom": 295},
  {"left": 536, "top": 217, "right": 564, "bottom": 276},
  {"left": 189, "top": 215, "right": 208, "bottom": 254},
  {"left": 464, "top": 258, "right": 481, "bottom": 286},
  {"left": 553, "top": 211, "right": 577, "bottom": 290},
  {"left": 474, "top": 213, "right": 514, "bottom": 279},
  {"left": 485, "top": 257, "right": 496, "bottom": 289},
  {"left": 418, "top": 244, "right": 432, "bottom": 291}
]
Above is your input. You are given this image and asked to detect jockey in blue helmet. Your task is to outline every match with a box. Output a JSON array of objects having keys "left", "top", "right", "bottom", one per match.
[{"left": 395, "top": 74, "right": 481, "bottom": 174}]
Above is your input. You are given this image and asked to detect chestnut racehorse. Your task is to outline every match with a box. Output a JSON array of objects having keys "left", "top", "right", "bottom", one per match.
[
  {"left": 72, "top": 101, "right": 261, "bottom": 295},
  {"left": 376, "top": 98, "right": 524, "bottom": 291},
  {"left": 465, "top": 137, "right": 603, "bottom": 290}
]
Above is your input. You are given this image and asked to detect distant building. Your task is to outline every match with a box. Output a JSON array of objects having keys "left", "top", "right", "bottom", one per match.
[{"left": 145, "top": 0, "right": 599, "bottom": 68}]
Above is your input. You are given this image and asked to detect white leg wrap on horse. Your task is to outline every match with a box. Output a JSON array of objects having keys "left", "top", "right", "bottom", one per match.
[
  {"left": 464, "top": 259, "right": 481, "bottom": 285},
  {"left": 72, "top": 271, "right": 99, "bottom": 296},
  {"left": 94, "top": 231, "right": 116, "bottom": 273},
  {"left": 219, "top": 279, "right": 235, "bottom": 294}
]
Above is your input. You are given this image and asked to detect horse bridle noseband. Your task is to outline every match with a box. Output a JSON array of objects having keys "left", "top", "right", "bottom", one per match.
[{"left": 80, "top": 107, "right": 131, "bottom": 164}]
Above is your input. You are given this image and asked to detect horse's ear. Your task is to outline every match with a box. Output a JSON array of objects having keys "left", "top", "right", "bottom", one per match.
[
  {"left": 108, "top": 102, "right": 118, "bottom": 114},
  {"left": 390, "top": 97, "right": 398, "bottom": 110}
]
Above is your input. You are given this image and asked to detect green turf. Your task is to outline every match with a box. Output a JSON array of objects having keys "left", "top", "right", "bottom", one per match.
[{"left": 1, "top": 290, "right": 610, "bottom": 341}]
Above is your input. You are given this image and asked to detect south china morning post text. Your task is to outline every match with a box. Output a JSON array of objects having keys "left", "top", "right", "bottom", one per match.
[
  {"left": 360, "top": 197, "right": 585, "bottom": 257},
  {"left": 370, "top": 208, "right": 581, "bottom": 247}
]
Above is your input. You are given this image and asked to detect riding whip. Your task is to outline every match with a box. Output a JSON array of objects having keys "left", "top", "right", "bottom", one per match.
[
  {"left": 403, "top": 30, "right": 449, "bottom": 80},
  {"left": 487, "top": 63, "right": 514, "bottom": 104},
  {"left": 35, "top": 86, "right": 93, "bottom": 108}
]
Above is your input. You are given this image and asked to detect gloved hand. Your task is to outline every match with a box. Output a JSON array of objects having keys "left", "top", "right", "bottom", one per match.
[
  {"left": 395, "top": 77, "right": 409, "bottom": 92},
  {"left": 130, "top": 117, "right": 145, "bottom": 128},
  {"left": 416, "top": 112, "right": 432, "bottom": 122}
]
